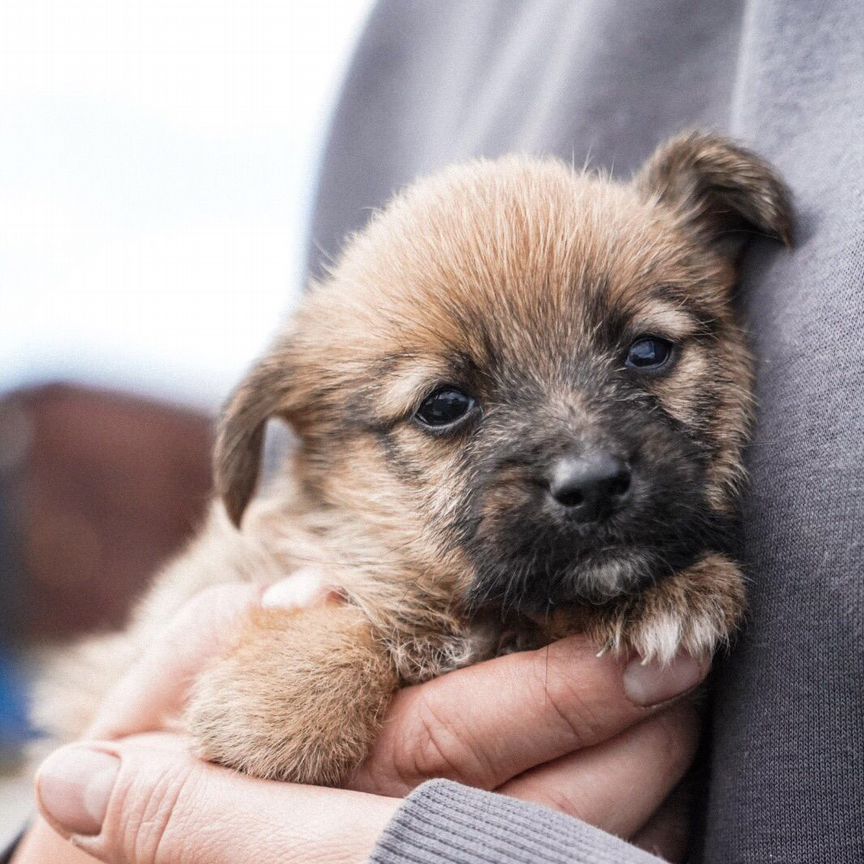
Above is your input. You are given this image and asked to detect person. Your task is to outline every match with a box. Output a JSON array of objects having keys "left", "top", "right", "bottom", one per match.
[{"left": 10, "top": 1, "right": 864, "bottom": 862}]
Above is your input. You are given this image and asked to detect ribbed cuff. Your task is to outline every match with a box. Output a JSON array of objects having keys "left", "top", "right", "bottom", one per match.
[{"left": 369, "top": 780, "right": 664, "bottom": 864}]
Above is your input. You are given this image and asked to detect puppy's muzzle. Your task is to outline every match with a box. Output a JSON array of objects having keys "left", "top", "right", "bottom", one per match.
[{"left": 547, "top": 451, "right": 631, "bottom": 523}]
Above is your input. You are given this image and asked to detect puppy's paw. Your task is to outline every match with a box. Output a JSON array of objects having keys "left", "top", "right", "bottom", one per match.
[
  {"left": 603, "top": 603, "right": 728, "bottom": 666},
  {"left": 590, "top": 553, "right": 746, "bottom": 665},
  {"left": 261, "top": 567, "right": 344, "bottom": 611},
  {"left": 185, "top": 603, "right": 397, "bottom": 785}
]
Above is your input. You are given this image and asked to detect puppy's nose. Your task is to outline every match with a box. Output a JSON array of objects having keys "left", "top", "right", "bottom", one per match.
[{"left": 548, "top": 453, "right": 631, "bottom": 522}]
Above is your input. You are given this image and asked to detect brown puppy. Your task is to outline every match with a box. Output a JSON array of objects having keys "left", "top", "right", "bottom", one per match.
[{"left": 35, "top": 132, "right": 792, "bottom": 787}]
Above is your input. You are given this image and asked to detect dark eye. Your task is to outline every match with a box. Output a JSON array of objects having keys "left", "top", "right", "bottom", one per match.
[
  {"left": 625, "top": 337, "right": 674, "bottom": 370},
  {"left": 414, "top": 388, "right": 476, "bottom": 429}
]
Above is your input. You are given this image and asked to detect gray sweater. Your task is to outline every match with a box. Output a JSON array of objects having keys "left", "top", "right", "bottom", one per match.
[
  {"left": 309, "top": 2, "right": 864, "bottom": 863},
  {"left": 371, "top": 780, "right": 666, "bottom": 864}
]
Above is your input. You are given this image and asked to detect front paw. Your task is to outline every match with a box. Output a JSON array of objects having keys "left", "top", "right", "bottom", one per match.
[
  {"left": 590, "top": 554, "right": 746, "bottom": 664},
  {"left": 185, "top": 604, "right": 397, "bottom": 785}
]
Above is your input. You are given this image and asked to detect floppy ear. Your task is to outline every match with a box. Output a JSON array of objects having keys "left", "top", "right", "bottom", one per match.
[
  {"left": 214, "top": 352, "right": 295, "bottom": 528},
  {"left": 635, "top": 131, "right": 794, "bottom": 255}
]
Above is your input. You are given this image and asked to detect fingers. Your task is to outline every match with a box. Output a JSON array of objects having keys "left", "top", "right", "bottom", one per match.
[
  {"left": 351, "top": 635, "right": 708, "bottom": 795},
  {"left": 11, "top": 819, "right": 100, "bottom": 864},
  {"left": 87, "top": 584, "right": 260, "bottom": 739},
  {"left": 89, "top": 572, "right": 340, "bottom": 740},
  {"left": 499, "top": 699, "right": 701, "bottom": 839},
  {"left": 632, "top": 776, "right": 695, "bottom": 864},
  {"left": 34, "top": 735, "right": 399, "bottom": 864}
]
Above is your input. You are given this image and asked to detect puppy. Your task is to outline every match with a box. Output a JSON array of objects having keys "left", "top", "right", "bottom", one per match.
[{"left": 35, "top": 132, "right": 792, "bottom": 787}]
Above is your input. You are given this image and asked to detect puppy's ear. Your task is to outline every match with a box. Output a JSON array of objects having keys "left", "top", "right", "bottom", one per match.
[
  {"left": 635, "top": 131, "right": 793, "bottom": 255},
  {"left": 214, "top": 352, "right": 295, "bottom": 528}
]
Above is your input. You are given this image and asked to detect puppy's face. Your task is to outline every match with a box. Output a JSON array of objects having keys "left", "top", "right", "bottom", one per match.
[{"left": 218, "top": 133, "right": 791, "bottom": 616}]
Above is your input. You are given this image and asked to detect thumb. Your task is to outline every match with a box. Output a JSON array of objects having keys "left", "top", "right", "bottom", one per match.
[{"left": 35, "top": 736, "right": 397, "bottom": 864}]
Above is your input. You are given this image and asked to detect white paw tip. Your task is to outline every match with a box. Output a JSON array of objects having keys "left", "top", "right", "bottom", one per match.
[{"left": 262, "top": 568, "right": 331, "bottom": 610}]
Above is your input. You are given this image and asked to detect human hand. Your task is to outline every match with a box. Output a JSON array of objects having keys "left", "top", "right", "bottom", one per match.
[
  {"left": 17, "top": 579, "right": 706, "bottom": 863},
  {"left": 20, "top": 732, "right": 398, "bottom": 864},
  {"left": 348, "top": 597, "right": 704, "bottom": 858},
  {"left": 14, "top": 584, "right": 398, "bottom": 864}
]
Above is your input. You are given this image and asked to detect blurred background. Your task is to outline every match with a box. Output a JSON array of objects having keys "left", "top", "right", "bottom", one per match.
[{"left": 0, "top": 0, "right": 372, "bottom": 841}]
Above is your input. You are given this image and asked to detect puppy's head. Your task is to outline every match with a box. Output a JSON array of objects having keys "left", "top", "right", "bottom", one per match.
[{"left": 216, "top": 132, "right": 792, "bottom": 614}]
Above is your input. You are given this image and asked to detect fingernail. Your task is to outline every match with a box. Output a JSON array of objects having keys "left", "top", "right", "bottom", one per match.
[
  {"left": 623, "top": 653, "right": 708, "bottom": 706},
  {"left": 37, "top": 746, "right": 118, "bottom": 837}
]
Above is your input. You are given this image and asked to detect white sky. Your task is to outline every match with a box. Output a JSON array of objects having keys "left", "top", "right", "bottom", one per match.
[{"left": 0, "top": 0, "right": 372, "bottom": 408}]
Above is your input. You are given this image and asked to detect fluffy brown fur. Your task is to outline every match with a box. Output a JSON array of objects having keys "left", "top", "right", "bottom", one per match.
[{"left": 34, "top": 132, "right": 792, "bottom": 785}]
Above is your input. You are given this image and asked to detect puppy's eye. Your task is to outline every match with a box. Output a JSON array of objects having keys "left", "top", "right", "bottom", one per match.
[
  {"left": 625, "top": 337, "right": 674, "bottom": 371},
  {"left": 414, "top": 388, "right": 476, "bottom": 429}
]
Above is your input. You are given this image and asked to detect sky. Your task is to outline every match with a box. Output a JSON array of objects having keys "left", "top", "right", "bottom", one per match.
[{"left": 0, "top": 0, "right": 373, "bottom": 408}]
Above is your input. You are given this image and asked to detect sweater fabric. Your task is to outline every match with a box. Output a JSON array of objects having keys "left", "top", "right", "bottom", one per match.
[
  {"left": 371, "top": 780, "right": 666, "bottom": 864},
  {"left": 309, "top": 2, "right": 864, "bottom": 863}
]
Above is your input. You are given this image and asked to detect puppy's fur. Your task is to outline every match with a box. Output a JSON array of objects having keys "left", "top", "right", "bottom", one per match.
[{"left": 35, "top": 132, "right": 792, "bottom": 786}]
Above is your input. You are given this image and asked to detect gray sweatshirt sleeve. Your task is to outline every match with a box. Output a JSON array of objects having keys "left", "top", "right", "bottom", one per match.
[{"left": 369, "top": 780, "right": 664, "bottom": 864}]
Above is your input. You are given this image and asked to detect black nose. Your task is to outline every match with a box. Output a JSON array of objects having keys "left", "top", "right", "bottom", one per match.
[{"left": 548, "top": 452, "right": 631, "bottom": 522}]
